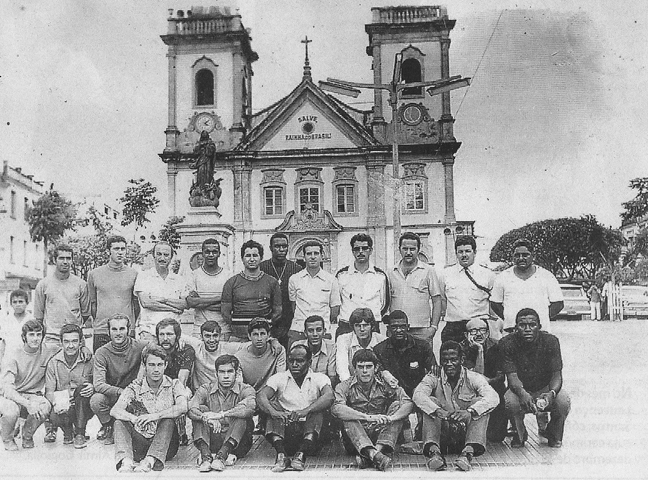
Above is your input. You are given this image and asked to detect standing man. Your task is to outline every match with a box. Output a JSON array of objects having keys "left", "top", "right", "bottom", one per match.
[
  {"left": 500, "top": 308, "right": 571, "bottom": 448},
  {"left": 33, "top": 243, "right": 91, "bottom": 346},
  {"left": 438, "top": 235, "right": 496, "bottom": 344},
  {"left": 45, "top": 324, "right": 94, "bottom": 449},
  {"left": 0, "top": 320, "right": 56, "bottom": 451},
  {"left": 186, "top": 238, "right": 231, "bottom": 339},
  {"left": 236, "top": 319, "right": 286, "bottom": 393},
  {"left": 490, "top": 238, "right": 564, "bottom": 334},
  {"left": 189, "top": 354, "right": 256, "bottom": 472},
  {"left": 389, "top": 232, "right": 442, "bottom": 345},
  {"left": 586, "top": 283, "right": 602, "bottom": 321},
  {"left": 134, "top": 241, "right": 187, "bottom": 343},
  {"left": 288, "top": 240, "right": 340, "bottom": 346},
  {"left": 336, "top": 308, "right": 386, "bottom": 383},
  {"left": 257, "top": 344, "right": 334, "bottom": 472},
  {"left": 87, "top": 235, "right": 139, "bottom": 351},
  {"left": 260, "top": 233, "right": 302, "bottom": 349},
  {"left": 90, "top": 313, "right": 146, "bottom": 446},
  {"left": 336, "top": 234, "right": 390, "bottom": 338},
  {"left": 332, "top": 349, "right": 413, "bottom": 472},
  {"left": 110, "top": 344, "right": 188, "bottom": 473},
  {"left": 221, "top": 240, "right": 282, "bottom": 342},
  {"left": 413, "top": 341, "right": 499, "bottom": 471}
]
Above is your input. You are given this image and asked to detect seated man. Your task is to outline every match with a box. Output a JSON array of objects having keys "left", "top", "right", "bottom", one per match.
[
  {"left": 331, "top": 349, "right": 413, "bottom": 472},
  {"left": 0, "top": 320, "right": 57, "bottom": 450},
  {"left": 293, "top": 315, "right": 337, "bottom": 385},
  {"left": 91, "top": 313, "right": 146, "bottom": 445},
  {"left": 110, "top": 344, "right": 188, "bottom": 473},
  {"left": 236, "top": 318, "right": 286, "bottom": 393},
  {"left": 257, "top": 344, "right": 334, "bottom": 472},
  {"left": 188, "top": 354, "right": 256, "bottom": 473},
  {"left": 190, "top": 321, "right": 241, "bottom": 391},
  {"left": 460, "top": 317, "right": 507, "bottom": 442},
  {"left": 45, "top": 324, "right": 94, "bottom": 449},
  {"left": 336, "top": 308, "right": 386, "bottom": 382},
  {"left": 413, "top": 341, "right": 499, "bottom": 471},
  {"left": 500, "top": 308, "right": 571, "bottom": 448}
]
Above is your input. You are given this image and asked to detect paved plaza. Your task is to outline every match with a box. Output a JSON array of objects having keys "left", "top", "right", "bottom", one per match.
[{"left": 1, "top": 319, "right": 646, "bottom": 479}]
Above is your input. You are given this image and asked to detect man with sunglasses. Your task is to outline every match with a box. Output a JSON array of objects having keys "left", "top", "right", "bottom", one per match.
[{"left": 336, "top": 234, "right": 389, "bottom": 339}]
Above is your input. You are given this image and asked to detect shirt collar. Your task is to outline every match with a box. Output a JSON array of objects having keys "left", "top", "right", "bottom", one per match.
[
  {"left": 349, "top": 373, "right": 385, "bottom": 388},
  {"left": 140, "top": 375, "right": 173, "bottom": 394},
  {"left": 350, "top": 333, "right": 376, "bottom": 348},
  {"left": 350, "top": 263, "right": 377, "bottom": 274},
  {"left": 53, "top": 349, "right": 86, "bottom": 368},
  {"left": 441, "top": 366, "right": 467, "bottom": 387},
  {"left": 210, "top": 380, "right": 243, "bottom": 396},
  {"left": 395, "top": 261, "right": 425, "bottom": 273}
]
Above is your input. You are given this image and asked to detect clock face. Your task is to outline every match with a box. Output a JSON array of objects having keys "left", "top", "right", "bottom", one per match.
[
  {"left": 400, "top": 104, "right": 424, "bottom": 126},
  {"left": 195, "top": 113, "right": 215, "bottom": 133}
]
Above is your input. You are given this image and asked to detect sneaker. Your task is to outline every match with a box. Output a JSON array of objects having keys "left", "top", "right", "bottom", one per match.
[
  {"left": 63, "top": 429, "right": 74, "bottom": 445},
  {"left": 118, "top": 460, "right": 135, "bottom": 473},
  {"left": 355, "top": 455, "right": 371, "bottom": 469},
  {"left": 198, "top": 460, "right": 212, "bottom": 472},
  {"left": 44, "top": 430, "right": 57, "bottom": 443},
  {"left": 425, "top": 450, "right": 446, "bottom": 471},
  {"left": 271, "top": 453, "right": 290, "bottom": 473},
  {"left": 22, "top": 437, "right": 35, "bottom": 449},
  {"left": 225, "top": 454, "right": 238, "bottom": 466},
  {"left": 73, "top": 434, "right": 87, "bottom": 449},
  {"left": 372, "top": 451, "right": 391, "bottom": 472},
  {"left": 103, "top": 426, "right": 114, "bottom": 445},
  {"left": 211, "top": 456, "right": 225, "bottom": 472},
  {"left": 3, "top": 439, "right": 19, "bottom": 451},
  {"left": 133, "top": 458, "right": 153, "bottom": 473},
  {"left": 291, "top": 452, "right": 306, "bottom": 471},
  {"left": 454, "top": 451, "right": 473, "bottom": 471},
  {"left": 97, "top": 425, "right": 109, "bottom": 440}
]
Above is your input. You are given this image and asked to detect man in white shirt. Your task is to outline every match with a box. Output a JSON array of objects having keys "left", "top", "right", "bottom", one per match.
[
  {"left": 186, "top": 238, "right": 231, "bottom": 339},
  {"left": 0, "top": 289, "right": 33, "bottom": 365},
  {"left": 490, "top": 238, "right": 564, "bottom": 334},
  {"left": 336, "top": 234, "right": 389, "bottom": 339},
  {"left": 336, "top": 308, "right": 386, "bottom": 382},
  {"left": 134, "top": 242, "right": 187, "bottom": 343},
  {"left": 438, "top": 236, "right": 496, "bottom": 344},
  {"left": 288, "top": 240, "right": 340, "bottom": 346}
]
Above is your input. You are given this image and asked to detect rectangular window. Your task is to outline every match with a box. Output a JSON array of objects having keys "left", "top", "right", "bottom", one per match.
[
  {"left": 35, "top": 244, "right": 40, "bottom": 270},
  {"left": 299, "top": 187, "right": 320, "bottom": 212},
  {"left": 10, "top": 236, "right": 15, "bottom": 263},
  {"left": 23, "top": 240, "right": 28, "bottom": 266},
  {"left": 24, "top": 197, "right": 30, "bottom": 221},
  {"left": 10, "top": 191, "right": 17, "bottom": 218},
  {"left": 404, "top": 180, "right": 425, "bottom": 210},
  {"left": 336, "top": 185, "right": 355, "bottom": 213},
  {"left": 264, "top": 187, "right": 283, "bottom": 216}
]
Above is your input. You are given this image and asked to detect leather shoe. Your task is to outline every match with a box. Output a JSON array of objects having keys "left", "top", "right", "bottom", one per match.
[
  {"left": 291, "top": 452, "right": 306, "bottom": 471},
  {"left": 372, "top": 451, "right": 391, "bottom": 471},
  {"left": 271, "top": 453, "right": 290, "bottom": 473},
  {"left": 548, "top": 439, "right": 563, "bottom": 448},
  {"left": 355, "top": 455, "right": 371, "bottom": 469},
  {"left": 511, "top": 431, "right": 528, "bottom": 448},
  {"left": 454, "top": 451, "right": 473, "bottom": 471},
  {"left": 426, "top": 450, "right": 446, "bottom": 471},
  {"left": 198, "top": 459, "right": 212, "bottom": 472}
]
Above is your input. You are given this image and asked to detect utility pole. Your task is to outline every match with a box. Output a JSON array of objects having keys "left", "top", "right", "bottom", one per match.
[{"left": 320, "top": 54, "right": 470, "bottom": 260}]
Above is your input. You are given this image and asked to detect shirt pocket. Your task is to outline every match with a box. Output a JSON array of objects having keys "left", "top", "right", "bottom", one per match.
[{"left": 457, "top": 392, "right": 476, "bottom": 405}]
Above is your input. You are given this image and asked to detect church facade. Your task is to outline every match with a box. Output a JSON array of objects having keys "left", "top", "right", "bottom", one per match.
[{"left": 159, "top": 5, "right": 473, "bottom": 273}]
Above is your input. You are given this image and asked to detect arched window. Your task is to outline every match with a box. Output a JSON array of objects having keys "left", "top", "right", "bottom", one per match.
[
  {"left": 402, "top": 58, "right": 422, "bottom": 96},
  {"left": 196, "top": 69, "right": 214, "bottom": 106}
]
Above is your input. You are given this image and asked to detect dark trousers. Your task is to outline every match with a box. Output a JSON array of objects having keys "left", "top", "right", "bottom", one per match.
[
  {"left": 487, "top": 392, "right": 508, "bottom": 442},
  {"left": 49, "top": 386, "right": 94, "bottom": 436},
  {"left": 114, "top": 418, "right": 179, "bottom": 470},
  {"left": 266, "top": 412, "right": 323, "bottom": 456},
  {"left": 193, "top": 417, "right": 254, "bottom": 461},
  {"left": 441, "top": 321, "right": 468, "bottom": 344}
]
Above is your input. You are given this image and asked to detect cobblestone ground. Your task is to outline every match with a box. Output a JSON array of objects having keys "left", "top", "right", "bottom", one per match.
[{"left": 1, "top": 319, "right": 646, "bottom": 479}]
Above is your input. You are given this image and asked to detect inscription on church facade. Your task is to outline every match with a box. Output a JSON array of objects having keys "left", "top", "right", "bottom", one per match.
[{"left": 286, "top": 115, "right": 332, "bottom": 141}]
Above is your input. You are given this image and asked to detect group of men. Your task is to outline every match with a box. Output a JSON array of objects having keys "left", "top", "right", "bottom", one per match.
[{"left": 0, "top": 231, "right": 570, "bottom": 472}]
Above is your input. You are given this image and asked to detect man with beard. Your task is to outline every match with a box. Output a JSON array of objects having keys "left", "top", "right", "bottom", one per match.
[
  {"left": 490, "top": 238, "right": 563, "bottom": 334},
  {"left": 188, "top": 354, "right": 256, "bottom": 472},
  {"left": 110, "top": 344, "right": 188, "bottom": 473},
  {"left": 186, "top": 238, "right": 231, "bottom": 339},
  {"left": 413, "top": 341, "right": 499, "bottom": 471},
  {"left": 134, "top": 242, "right": 186, "bottom": 343},
  {"left": 260, "top": 233, "right": 302, "bottom": 349},
  {"left": 222, "top": 240, "right": 282, "bottom": 342},
  {"left": 336, "top": 308, "right": 385, "bottom": 382},
  {"left": 257, "top": 344, "right": 334, "bottom": 472},
  {"left": 45, "top": 324, "right": 94, "bottom": 449},
  {"left": 87, "top": 235, "right": 139, "bottom": 351},
  {"left": 332, "top": 349, "right": 413, "bottom": 472},
  {"left": 500, "top": 308, "right": 571, "bottom": 448},
  {"left": 90, "top": 313, "right": 146, "bottom": 446},
  {"left": 460, "top": 317, "right": 507, "bottom": 442}
]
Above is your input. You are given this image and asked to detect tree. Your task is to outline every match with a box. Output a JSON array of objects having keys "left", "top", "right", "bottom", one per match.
[
  {"left": 64, "top": 234, "right": 109, "bottom": 281},
  {"left": 119, "top": 178, "right": 160, "bottom": 229},
  {"left": 490, "top": 216, "right": 625, "bottom": 282},
  {"left": 623, "top": 227, "right": 648, "bottom": 268},
  {"left": 621, "top": 177, "right": 648, "bottom": 224},
  {"left": 158, "top": 216, "right": 185, "bottom": 251},
  {"left": 28, "top": 189, "right": 78, "bottom": 275}
]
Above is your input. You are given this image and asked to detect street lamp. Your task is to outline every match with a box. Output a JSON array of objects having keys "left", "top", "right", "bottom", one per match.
[{"left": 320, "top": 53, "right": 470, "bottom": 260}]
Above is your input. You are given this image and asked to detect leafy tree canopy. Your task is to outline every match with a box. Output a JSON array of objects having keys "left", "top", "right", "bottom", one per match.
[
  {"left": 158, "top": 216, "right": 185, "bottom": 252},
  {"left": 120, "top": 178, "right": 160, "bottom": 228},
  {"left": 621, "top": 177, "right": 648, "bottom": 224},
  {"left": 28, "top": 190, "right": 77, "bottom": 244}
]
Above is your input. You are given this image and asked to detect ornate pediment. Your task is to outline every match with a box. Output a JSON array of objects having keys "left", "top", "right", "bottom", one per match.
[{"left": 275, "top": 206, "right": 343, "bottom": 233}]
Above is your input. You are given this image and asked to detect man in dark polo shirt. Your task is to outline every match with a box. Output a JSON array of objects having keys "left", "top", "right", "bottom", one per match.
[
  {"left": 500, "top": 308, "right": 571, "bottom": 448},
  {"left": 221, "top": 240, "right": 282, "bottom": 341},
  {"left": 260, "top": 233, "right": 302, "bottom": 350}
]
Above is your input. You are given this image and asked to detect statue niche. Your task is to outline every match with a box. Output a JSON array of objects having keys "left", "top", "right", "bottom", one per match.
[{"left": 189, "top": 131, "right": 223, "bottom": 208}]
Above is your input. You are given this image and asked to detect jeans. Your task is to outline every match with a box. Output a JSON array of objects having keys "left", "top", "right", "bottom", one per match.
[
  {"left": 49, "top": 386, "right": 94, "bottom": 436},
  {"left": 90, "top": 392, "right": 120, "bottom": 425},
  {"left": 114, "top": 418, "right": 178, "bottom": 469},
  {"left": 0, "top": 393, "right": 51, "bottom": 442},
  {"left": 192, "top": 415, "right": 254, "bottom": 461},
  {"left": 504, "top": 387, "right": 571, "bottom": 442},
  {"left": 266, "top": 412, "right": 323, "bottom": 456},
  {"left": 441, "top": 320, "right": 468, "bottom": 344},
  {"left": 421, "top": 412, "right": 489, "bottom": 456},
  {"left": 340, "top": 402, "right": 403, "bottom": 455}
]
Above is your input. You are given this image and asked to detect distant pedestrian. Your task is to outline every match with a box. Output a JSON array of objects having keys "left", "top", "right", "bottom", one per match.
[{"left": 586, "top": 283, "right": 601, "bottom": 321}]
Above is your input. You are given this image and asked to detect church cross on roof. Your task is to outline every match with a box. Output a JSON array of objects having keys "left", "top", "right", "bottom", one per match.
[{"left": 301, "top": 35, "right": 312, "bottom": 81}]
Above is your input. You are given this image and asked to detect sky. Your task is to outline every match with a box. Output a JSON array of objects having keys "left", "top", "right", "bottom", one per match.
[{"left": 2, "top": 0, "right": 647, "bottom": 256}]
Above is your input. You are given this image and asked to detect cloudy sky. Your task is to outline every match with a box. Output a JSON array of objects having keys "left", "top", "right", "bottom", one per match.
[{"left": 2, "top": 0, "right": 647, "bottom": 255}]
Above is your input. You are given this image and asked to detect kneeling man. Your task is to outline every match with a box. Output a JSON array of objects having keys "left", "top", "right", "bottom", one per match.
[
  {"left": 332, "top": 349, "right": 413, "bottom": 472},
  {"left": 413, "top": 341, "right": 499, "bottom": 471},
  {"left": 501, "top": 308, "right": 570, "bottom": 448},
  {"left": 110, "top": 345, "right": 188, "bottom": 473},
  {"left": 257, "top": 344, "right": 334, "bottom": 472},
  {"left": 188, "top": 354, "right": 256, "bottom": 472}
]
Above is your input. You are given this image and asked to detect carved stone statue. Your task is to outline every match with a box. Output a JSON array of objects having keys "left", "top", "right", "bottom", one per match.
[{"left": 189, "top": 131, "right": 222, "bottom": 208}]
